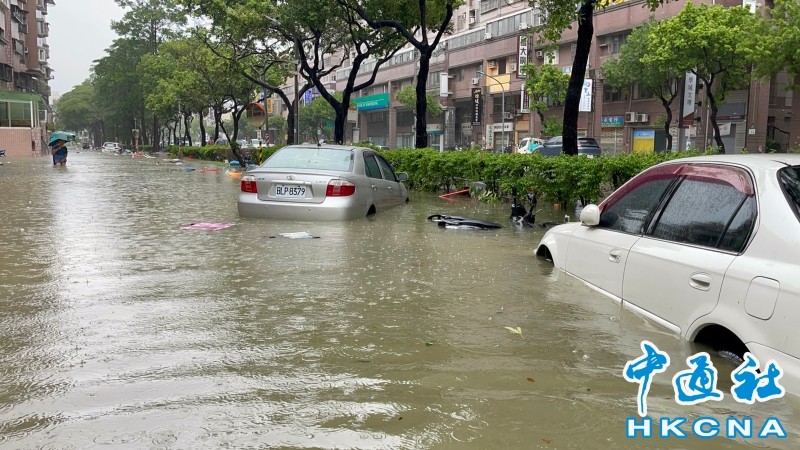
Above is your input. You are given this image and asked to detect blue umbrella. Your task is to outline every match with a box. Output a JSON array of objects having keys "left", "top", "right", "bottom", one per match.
[{"left": 49, "top": 131, "right": 76, "bottom": 146}]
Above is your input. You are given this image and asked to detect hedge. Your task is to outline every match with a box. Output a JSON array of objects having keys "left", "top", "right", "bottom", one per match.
[{"left": 380, "top": 148, "right": 709, "bottom": 207}]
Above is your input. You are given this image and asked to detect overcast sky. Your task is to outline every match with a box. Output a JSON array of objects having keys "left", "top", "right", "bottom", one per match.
[{"left": 48, "top": 0, "right": 125, "bottom": 97}]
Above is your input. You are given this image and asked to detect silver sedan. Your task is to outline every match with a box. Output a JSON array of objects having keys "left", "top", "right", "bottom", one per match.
[{"left": 238, "top": 144, "right": 409, "bottom": 220}]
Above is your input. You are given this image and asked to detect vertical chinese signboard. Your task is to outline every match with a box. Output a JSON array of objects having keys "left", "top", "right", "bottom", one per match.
[{"left": 471, "top": 88, "right": 482, "bottom": 126}]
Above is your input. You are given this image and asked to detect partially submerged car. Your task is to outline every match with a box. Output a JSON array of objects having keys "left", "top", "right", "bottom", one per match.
[
  {"left": 238, "top": 144, "right": 409, "bottom": 220},
  {"left": 536, "top": 154, "right": 800, "bottom": 393}
]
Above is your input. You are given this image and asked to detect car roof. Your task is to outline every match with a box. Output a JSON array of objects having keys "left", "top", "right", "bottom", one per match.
[
  {"left": 279, "top": 144, "right": 366, "bottom": 152},
  {"left": 661, "top": 153, "right": 800, "bottom": 170}
]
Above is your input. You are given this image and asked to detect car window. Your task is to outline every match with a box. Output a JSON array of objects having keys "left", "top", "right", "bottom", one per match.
[
  {"left": 716, "top": 196, "right": 756, "bottom": 253},
  {"left": 364, "top": 154, "right": 382, "bottom": 179},
  {"left": 778, "top": 166, "right": 800, "bottom": 222},
  {"left": 375, "top": 155, "right": 398, "bottom": 181},
  {"left": 599, "top": 177, "right": 675, "bottom": 234},
  {"left": 263, "top": 147, "right": 353, "bottom": 172},
  {"left": 650, "top": 171, "right": 755, "bottom": 250}
]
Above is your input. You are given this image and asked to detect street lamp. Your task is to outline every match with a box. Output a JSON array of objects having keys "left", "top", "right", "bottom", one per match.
[{"left": 478, "top": 70, "right": 507, "bottom": 152}]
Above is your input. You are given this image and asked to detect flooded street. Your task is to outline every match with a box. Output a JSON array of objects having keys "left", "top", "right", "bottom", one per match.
[{"left": 1, "top": 151, "right": 799, "bottom": 449}]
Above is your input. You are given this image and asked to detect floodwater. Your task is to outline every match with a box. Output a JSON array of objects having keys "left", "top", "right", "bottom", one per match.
[{"left": 0, "top": 150, "right": 798, "bottom": 449}]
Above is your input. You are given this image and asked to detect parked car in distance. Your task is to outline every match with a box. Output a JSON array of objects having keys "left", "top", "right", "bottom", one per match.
[
  {"left": 238, "top": 144, "right": 410, "bottom": 220},
  {"left": 248, "top": 139, "right": 264, "bottom": 149},
  {"left": 101, "top": 142, "right": 122, "bottom": 154},
  {"left": 537, "top": 136, "right": 602, "bottom": 157},
  {"left": 517, "top": 137, "right": 545, "bottom": 154},
  {"left": 536, "top": 154, "right": 800, "bottom": 394}
]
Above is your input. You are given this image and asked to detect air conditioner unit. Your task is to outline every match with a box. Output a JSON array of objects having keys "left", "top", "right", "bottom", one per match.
[
  {"left": 469, "top": 17, "right": 476, "bottom": 24},
  {"left": 487, "top": 59, "right": 497, "bottom": 68},
  {"left": 535, "top": 50, "right": 544, "bottom": 59},
  {"left": 471, "top": 77, "right": 480, "bottom": 85},
  {"left": 510, "top": 62, "right": 517, "bottom": 72},
  {"left": 625, "top": 112, "right": 638, "bottom": 123},
  {"left": 503, "top": 112, "right": 514, "bottom": 120},
  {"left": 637, "top": 113, "right": 649, "bottom": 123},
  {"left": 518, "top": 22, "right": 529, "bottom": 31},
  {"left": 484, "top": 31, "right": 492, "bottom": 40}
]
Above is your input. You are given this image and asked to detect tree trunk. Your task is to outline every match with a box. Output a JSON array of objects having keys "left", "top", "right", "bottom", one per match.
[
  {"left": 199, "top": 110, "right": 207, "bottom": 146},
  {"left": 562, "top": 0, "right": 595, "bottom": 156},
  {"left": 333, "top": 101, "right": 347, "bottom": 145},
  {"left": 661, "top": 97, "right": 673, "bottom": 151},
  {"left": 415, "top": 52, "right": 431, "bottom": 149},
  {"left": 152, "top": 115, "right": 160, "bottom": 152},
  {"left": 287, "top": 100, "right": 296, "bottom": 145},
  {"left": 707, "top": 89, "right": 724, "bottom": 153},
  {"left": 537, "top": 110, "right": 546, "bottom": 136}
]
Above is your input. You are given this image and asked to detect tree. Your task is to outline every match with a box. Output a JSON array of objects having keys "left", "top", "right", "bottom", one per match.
[
  {"left": 642, "top": 3, "right": 762, "bottom": 152},
  {"left": 112, "top": 0, "right": 188, "bottom": 151},
  {"left": 54, "top": 81, "right": 103, "bottom": 144},
  {"left": 298, "top": 96, "right": 337, "bottom": 143},
  {"left": 270, "top": 0, "right": 406, "bottom": 145},
  {"left": 395, "top": 85, "right": 443, "bottom": 117},
  {"left": 532, "top": 0, "right": 671, "bottom": 155},
  {"left": 757, "top": 0, "right": 800, "bottom": 78},
  {"left": 602, "top": 20, "right": 682, "bottom": 150},
  {"left": 339, "top": 0, "right": 461, "bottom": 148},
  {"left": 520, "top": 64, "right": 569, "bottom": 137}
]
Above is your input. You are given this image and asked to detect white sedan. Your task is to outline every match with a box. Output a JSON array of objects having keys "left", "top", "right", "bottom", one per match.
[{"left": 536, "top": 154, "right": 800, "bottom": 393}]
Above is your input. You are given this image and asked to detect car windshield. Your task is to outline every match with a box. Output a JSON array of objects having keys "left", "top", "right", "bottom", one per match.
[
  {"left": 778, "top": 165, "right": 800, "bottom": 222},
  {"left": 262, "top": 147, "right": 353, "bottom": 172}
]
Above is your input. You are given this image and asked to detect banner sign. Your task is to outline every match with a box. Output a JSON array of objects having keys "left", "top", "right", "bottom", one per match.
[
  {"left": 518, "top": 35, "right": 529, "bottom": 79},
  {"left": 683, "top": 71, "right": 696, "bottom": 118},
  {"left": 471, "top": 88, "right": 482, "bottom": 126},
  {"left": 355, "top": 93, "right": 389, "bottom": 111},
  {"left": 601, "top": 115, "right": 624, "bottom": 127},
  {"left": 579, "top": 79, "right": 593, "bottom": 112}
]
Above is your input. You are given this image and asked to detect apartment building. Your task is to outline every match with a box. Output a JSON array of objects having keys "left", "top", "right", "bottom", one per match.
[
  {"left": 273, "top": 0, "right": 796, "bottom": 153},
  {"left": 0, "top": 0, "right": 54, "bottom": 157}
]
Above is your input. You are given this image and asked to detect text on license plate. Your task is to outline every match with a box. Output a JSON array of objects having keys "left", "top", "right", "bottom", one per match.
[{"left": 275, "top": 185, "right": 306, "bottom": 197}]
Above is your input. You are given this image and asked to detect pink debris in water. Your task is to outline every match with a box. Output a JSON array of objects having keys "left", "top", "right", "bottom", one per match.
[{"left": 180, "top": 222, "right": 235, "bottom": 231}]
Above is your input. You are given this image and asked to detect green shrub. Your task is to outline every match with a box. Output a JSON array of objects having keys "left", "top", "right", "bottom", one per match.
[{"left": 382, "top": 148, "right": 707, "bottom": 207}]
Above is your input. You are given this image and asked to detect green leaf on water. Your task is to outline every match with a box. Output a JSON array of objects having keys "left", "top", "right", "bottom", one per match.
[
  {"left": 505, "top": 326, "right": 523, "bottom": 337},
  {"left": 425, "top": 341, "right": 435, "bottom": 346}
]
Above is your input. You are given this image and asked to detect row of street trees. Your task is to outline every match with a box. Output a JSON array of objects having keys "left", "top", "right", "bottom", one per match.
[{"left": 55, "top": 0, "right": 800, "bottom": 158}]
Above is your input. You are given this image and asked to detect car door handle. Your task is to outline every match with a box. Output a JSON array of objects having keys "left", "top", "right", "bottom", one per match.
[
  {"left": 608, "top": 249, "right": 623, "bottom": 263},
  {"left": 689, "top": 273, "right": 712, "bottom": 291}
]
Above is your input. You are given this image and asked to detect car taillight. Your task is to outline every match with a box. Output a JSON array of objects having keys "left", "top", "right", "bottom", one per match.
[
  {"left": 241, "top": 175, "right": 258, "bottom": 193},
  {"left": 326, "top": 179, "right": 356, "bottom": 197}
]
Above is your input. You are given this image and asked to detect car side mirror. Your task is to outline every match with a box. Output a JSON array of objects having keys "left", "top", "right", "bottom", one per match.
[
  {"left": 580, "top": 204, "right": 601, "bottom": 226},
  {"left": 396, "top": 172, "right": 409, "bottom": 182}
]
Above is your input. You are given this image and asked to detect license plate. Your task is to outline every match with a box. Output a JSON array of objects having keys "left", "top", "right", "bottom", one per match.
[{"left": 275, "top": 184, "right": 306, "bottom": 198}]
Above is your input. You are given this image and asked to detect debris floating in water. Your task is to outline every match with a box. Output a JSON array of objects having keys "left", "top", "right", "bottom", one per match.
[
  {"left": 179, "top": 222, "right": 235, "bottom": 231},
  {"left": 269, "top": 232, "right": 320, "bottom": 239}
]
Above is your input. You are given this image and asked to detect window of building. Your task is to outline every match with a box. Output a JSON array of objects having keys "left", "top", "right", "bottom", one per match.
[
  {"left": 0, "top": 27, "right": 6, "bottom": 46},
  {"left": 0, "top": 100, "right": 34, "bottom": 127},
  {"left": 634, "top": 83, "right": 655, "bottom": 100},
  {"left": 480, "top": 0, "right": 498, "bottom": 14},
  {"left": 0, "top": 64, "right": 11, "bottom": 81},
  {"left": 486, "top": 11, "right": 532, "bottom": 39},
  {"left": 604, "top": 87, "right": 624, "bottom": 102}
]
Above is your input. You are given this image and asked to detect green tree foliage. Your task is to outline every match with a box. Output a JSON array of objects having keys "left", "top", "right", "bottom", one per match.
[
  {"left": 339, "top": 0, "right": 462, "bottom": 148},
  {"left": 298, "top": 97, "right": 336, "bottom": 143},
  {"left": 756, "top": 0, "right": 800, "bottom": 79},
  {"left": 395, "top": 86, "right": 443, "bottom": 118},
  {"left": 602, "top": 20, "right": 682, "bottom": 150},
  {"left": 532, "top": 0, "right": 673, "bottom": 155},
  {"left": 54, "top": 81, "right": 103, "bottom": 143},
  {"left": 642, "top": 3, "right": 762, "bottom": 152},
  {"left": 521, "top": 64, "right": 569, "bottom": 136}
]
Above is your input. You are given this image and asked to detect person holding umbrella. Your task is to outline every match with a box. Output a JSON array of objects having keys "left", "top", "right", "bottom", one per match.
[
  {"left": 48, "top": 131, "right": 76, "bottom": 166},
  {"left": 50, "top": 137, "right": 68, "bottom": 166}
]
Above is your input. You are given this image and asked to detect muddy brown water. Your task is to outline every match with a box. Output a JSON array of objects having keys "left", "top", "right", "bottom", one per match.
[{"left": 0, "top": 151, "right": 798, "bottom": 449}]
